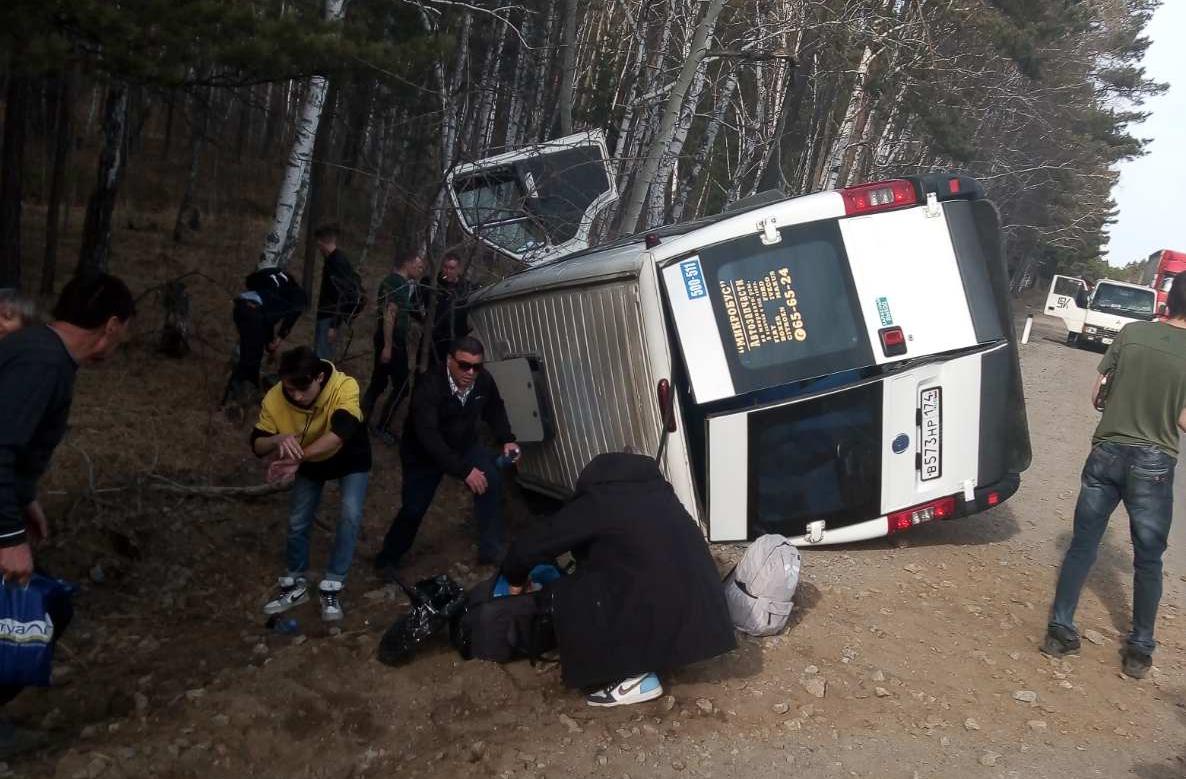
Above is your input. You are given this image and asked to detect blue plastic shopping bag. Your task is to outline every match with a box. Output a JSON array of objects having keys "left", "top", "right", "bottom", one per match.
[
  {"left": 0, "top": 575, "right": 72, "bottom": 687},
  {"left": 491, "top": 564, "right": 562, "bottom": 598}
]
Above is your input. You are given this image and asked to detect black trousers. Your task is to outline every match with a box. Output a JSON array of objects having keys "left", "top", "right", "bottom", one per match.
[
  {"left": 361, "top": 329, "right": 410, "bottom": 431},
  {"left": 376, "top": 446, "right": 506, "bottom": 567},
  {"left": 231, "top": 299, "right": 269, "bottom": 388}
]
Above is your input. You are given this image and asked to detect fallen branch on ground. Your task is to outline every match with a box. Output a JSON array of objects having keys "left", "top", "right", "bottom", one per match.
[{"left": 145, "top": 474, "right": 291, "bottom": 497}]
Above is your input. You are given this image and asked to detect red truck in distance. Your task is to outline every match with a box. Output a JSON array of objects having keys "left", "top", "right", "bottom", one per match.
[{"left": 1143, "top": 249, "right": 1186, "bottom": 317}]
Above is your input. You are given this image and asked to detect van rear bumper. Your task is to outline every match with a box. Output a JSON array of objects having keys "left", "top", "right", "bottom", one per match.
[{"left": 784, "top": 471, "right": 1022, "bottom": 547}]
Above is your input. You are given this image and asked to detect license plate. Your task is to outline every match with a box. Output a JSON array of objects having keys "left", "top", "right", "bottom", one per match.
[
  {"left": 919, "top": 387, "right": 942, "bottom": 481},
  {"left": 1102, "top": 337, "right": 1114, "bottom": 345}
]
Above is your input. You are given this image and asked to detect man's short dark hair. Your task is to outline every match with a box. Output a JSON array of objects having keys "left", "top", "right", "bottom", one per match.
[
  {"left": 396, "top": 252, "right": 421, "bottom": 270},
  {"left": 313, "top": 224, "right": 340, "bottom": 241},
  {"left": 449, "top": 336, "right": 484, "bottom": 358},
  {"left": 1167, "top": 274, "right": 1186, "bottom": 320},
  {"left": 442, "top": 252, "right": 462, "bottom": 265},
  {"left": 52, "top": 273, "right": 135, "bottom": 329},
  {"left": 278, "top": 346, "right": 326, "bottom": 389}
]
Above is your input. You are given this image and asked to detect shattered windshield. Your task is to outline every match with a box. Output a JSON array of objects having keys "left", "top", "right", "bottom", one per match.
[
  {"left": 453, "top": 172, "right": 546, "bottom": 255},
  {"left": 1090, "top": 284, "right": 1155, "bottom": 320}
]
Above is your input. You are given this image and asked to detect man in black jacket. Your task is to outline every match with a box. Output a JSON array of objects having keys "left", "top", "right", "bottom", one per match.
[
  {"left": 228, "top": 267, "right": 307, "bottom": 405},
  {"left": 313, "top": 225, "right": 361, "bottom": 359},
  {"left": 0, "top": 273, "right": 134, "bottom": 757},
  {"left": 427, "top": 253, "right": 471, "bottom": 364},
  {"left": 500, "top": 452, "right": 736, "bottom": 707},
  {"left": 375, "top": 336, "right": 519, "bottom": 577}
]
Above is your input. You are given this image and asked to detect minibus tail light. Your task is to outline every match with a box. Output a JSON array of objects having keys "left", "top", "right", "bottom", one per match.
[
  {"left": 879, "top": 326, "right": 907, "bottom": 357},
  {"left": 887, "top": 496, "right": 957, "bottom": 535},
  {"left": 841, "top": 180, "right": 917, "bottom": 216}
]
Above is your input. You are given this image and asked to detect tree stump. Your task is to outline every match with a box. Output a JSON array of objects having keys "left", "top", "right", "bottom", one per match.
[{"left": 159, "top": 278, "right": 192, "bottom": 357}]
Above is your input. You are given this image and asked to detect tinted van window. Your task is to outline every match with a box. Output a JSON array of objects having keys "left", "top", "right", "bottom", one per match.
[{"left": 697, "top": 219, "right": 874, "bottom": 396}]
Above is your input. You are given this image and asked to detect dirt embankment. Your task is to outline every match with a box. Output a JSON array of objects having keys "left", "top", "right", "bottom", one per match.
[{"left": 3, "top": 263, "right": 1184, "bottom": 779}]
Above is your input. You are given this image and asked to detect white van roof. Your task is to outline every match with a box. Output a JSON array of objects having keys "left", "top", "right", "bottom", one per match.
[
  {"left": 472, "top": 239, "right": 649, "bottom": 305},
  {"left": 1095, "top": 278, "right": 1153, "bottom": 292}
]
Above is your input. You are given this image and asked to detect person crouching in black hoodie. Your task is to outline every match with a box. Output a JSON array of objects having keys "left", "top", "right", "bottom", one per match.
[{"left": 500, "top": 452, "right": 736, "bottom": 707}]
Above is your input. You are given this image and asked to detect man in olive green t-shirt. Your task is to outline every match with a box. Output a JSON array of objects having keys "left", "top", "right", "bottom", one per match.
[
  {"left": 1044, "top": 275, "right": 1186, "bottom": 678},
  {"left": 361, "top": 253, "right": 425, "bottom": 436}
]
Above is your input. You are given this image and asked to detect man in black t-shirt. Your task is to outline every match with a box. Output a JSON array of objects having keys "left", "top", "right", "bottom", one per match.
[{"left": 313, "top": 224, "right": 362, "bottom": 360}]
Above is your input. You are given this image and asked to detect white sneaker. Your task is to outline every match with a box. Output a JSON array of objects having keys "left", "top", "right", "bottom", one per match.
[
  {"left": 319, "top": 580, "right": 344, "bottom": 622},
  {"left": 263, "top": 576, "right": 309, "bottom": 615},
  {"left": 585, "top": 673, "right": 663, "bottom": 707}
]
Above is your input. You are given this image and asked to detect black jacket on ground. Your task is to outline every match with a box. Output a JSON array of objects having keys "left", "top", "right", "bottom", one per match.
[
  {"left": 400, "top": 367, "right": 515, "bottom": 478},
  {"left": 316, "top": 249, "right": 358, "bottom": 325},
  {"left": 0, "top": 326, "right": 78, "bottom": 547},
  {"left": 501, "top": 453, "right": 737, "bottom": 689}
]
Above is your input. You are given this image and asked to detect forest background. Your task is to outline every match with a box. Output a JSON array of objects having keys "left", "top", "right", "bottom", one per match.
[{"left": 0, "top": 0, "right": 1167, "bottom": 303}]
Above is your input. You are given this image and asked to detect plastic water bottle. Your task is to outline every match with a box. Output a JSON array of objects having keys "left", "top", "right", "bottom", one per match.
[
  {"left": 265, "top": 615, "right": 301, "bottom": 635},
  {"left": 495, "top": 449, "right": 522, "bottom": 468}
]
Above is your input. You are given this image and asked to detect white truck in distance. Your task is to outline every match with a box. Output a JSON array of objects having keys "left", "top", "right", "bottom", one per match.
[{"left": 1044, "top": 276, "right": 1156, "bottom": 348}]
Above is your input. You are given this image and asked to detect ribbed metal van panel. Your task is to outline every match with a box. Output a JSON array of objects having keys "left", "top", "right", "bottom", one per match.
[{"left": 471, "top": 280, "right": 660, "bottom": 496}]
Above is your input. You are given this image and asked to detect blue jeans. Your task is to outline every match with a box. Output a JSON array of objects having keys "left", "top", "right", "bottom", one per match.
[
  {"left": 314, "top": 317, "right": 335, "bottom": 360},
  {"left": 1049, "top": 442, "right": 1175, "bottom": 654},
  {"left": 286, "top": 471, "right": 370, "bottom": 582},
  {"left": 376, "top": 446, "right": 504, "bottom": 567}
]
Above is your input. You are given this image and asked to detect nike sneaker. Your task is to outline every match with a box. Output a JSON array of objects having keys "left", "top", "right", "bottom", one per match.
[
  {"left": 586, "top": 672, "right": 663, "bottom": 707},
  {"left": 263, "top": 575, "right": 309, "bottom": 615},
  {"left": 319, "top": 579, "right": 344, "bottom": 622}
]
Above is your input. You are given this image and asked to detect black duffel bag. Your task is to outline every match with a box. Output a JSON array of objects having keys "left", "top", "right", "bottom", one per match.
[{"left": 450, "top": 575, "right": 557, "bottom": 663}]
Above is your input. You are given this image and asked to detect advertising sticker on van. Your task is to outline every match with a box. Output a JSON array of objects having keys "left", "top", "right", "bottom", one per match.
[
  {"left": 680, "top": 259, "right": 707, "bottom": 299},
  {"left": 876, "top": 296, "right": 893, "bottom": 327}
]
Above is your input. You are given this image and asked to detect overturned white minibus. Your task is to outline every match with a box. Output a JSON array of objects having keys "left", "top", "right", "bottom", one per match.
[{"left": 446, "top": 133, "right": 1031, "bottom": 544}]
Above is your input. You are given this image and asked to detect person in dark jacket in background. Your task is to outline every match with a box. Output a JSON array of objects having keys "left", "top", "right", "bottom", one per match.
[
  {"left": 500, "top": 452, "right": 736, "bottom": 707},
  {"left": 313, "top": 224, "right": 361, "bottom": 360},
  {"left": 374, "top": 336, "right": 519, "bottom": 578},
  {"left": 427, "top": 253, "right": 472, "bottom": 364},
  {"left": 229, "top": 268, "right": 307, "bottom": 403},
  {"left": 0, "top": 273, "right": 134, "bottom": 758}
]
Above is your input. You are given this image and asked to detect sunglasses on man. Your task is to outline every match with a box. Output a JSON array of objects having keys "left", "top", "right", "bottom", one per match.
[{"left": 453, "top": 357, "right": 483, "bottom": 373}]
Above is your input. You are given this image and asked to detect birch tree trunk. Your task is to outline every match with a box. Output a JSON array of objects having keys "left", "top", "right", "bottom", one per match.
[
  {"left": 173, "top": 87, "right": 210, "bottom": 243},
  {"left": 76, "top": 81, "right": 129, "bottom": 279},
  {"left": 0, "top": 69, "right": 27, "bottom": 288},
  {"left": 646, "top": 63, "right": 708, "bottom": 228},
  {"left": 821, "top": 45, "right": 876, "bottom": 190},
  {"left": 426, "top": 11, "right": 472, "bottom": 252},
  {"left": 558, "top": 0, "right": 580, "bottom": 136},
  {"left": 474, "top": 25, "right": 507, "bottom": 153},
  {"left": 42, "top": 69, "right": 74, "bottom": 295},
  {"left": 670, "top": 71, "right": 737, "bottom": 221},
  {"left": 301, "top": 80, "right": 340, "bottom": 286},
  {"left": 504, "top": 11, "right": 533, "bottom": 149},
  {"left": 360, "top": 109, "right": 395, "bottom": 269},
  {"left": 525, "top": 5, "right": 558, "bottom": 144},
  {"left": 257, "top": 0, "right": 346, "bottom": 269},
  {"left": 616, "top": 0, "right": 727, "bottom": 237}
]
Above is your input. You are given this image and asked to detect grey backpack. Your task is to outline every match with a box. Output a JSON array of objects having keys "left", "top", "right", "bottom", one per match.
[{"left": 723, "top": 535, "right": 801, "bottom": 636}]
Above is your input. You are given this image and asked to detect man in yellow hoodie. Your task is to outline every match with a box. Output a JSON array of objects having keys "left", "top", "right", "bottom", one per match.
[{"left": 251, "top": 346, "right": 372, "bottom": 621}]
